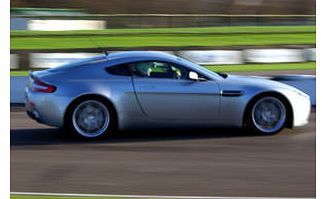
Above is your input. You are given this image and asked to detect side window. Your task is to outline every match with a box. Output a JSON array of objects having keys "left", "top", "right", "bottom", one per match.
[
  {"left": 106, "top": 64, "right": 131, "bottom": 76},
  {"left": 131, "top": 61, "right": 189, "bottom": 80}
]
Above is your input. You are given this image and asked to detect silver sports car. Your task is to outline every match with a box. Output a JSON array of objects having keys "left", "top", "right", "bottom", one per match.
[{"left": 25, "top": 51, "right": 310, "bottom": 139}]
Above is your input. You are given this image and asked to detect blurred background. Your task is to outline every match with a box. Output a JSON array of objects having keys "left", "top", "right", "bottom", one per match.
[
  {"left": 11, "top": 0, "right": 316, "bottom": 15},
  {"left": 10, "top": 0, "right": 316, "bottom": 74}
]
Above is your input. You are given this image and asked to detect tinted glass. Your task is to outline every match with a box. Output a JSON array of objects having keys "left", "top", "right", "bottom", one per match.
[
  {"left": 132, "top": 61, "right": 189, "bottom": 80},
  {"left": 106, "top": 64, "right": 131, "bottom": 76}
]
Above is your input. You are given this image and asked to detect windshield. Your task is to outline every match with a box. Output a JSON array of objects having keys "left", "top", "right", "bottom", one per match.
[{"left": 177, "top": 57, "right": 223, "bottom": 79}]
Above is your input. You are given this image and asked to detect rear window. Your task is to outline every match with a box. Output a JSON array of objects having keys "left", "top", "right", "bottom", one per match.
[{"left": 106, "top": 64, "right": 131, "bottom": 76}]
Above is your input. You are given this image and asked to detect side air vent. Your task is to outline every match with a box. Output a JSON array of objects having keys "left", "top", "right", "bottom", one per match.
[{"left": 220, "top": 90, "right": 244, "bottom": 97}]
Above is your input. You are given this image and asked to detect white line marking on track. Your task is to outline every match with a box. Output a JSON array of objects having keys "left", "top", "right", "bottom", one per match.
[{"left": 10, "top": 192, "right": 315, "bottom": 199}]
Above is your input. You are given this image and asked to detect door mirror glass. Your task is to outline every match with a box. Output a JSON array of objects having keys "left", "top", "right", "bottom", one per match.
[{"left": 189, "top": 71, "right": 199, "bottom": 81}]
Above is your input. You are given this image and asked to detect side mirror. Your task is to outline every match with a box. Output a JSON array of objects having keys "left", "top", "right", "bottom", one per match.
[{"left": 189, "top": 71, "right": 199, "bottom": 81}]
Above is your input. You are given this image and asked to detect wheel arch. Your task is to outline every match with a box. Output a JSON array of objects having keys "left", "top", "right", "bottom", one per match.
[
  {"left": 64, "top": 93, "right": 119, "bottom": 130},
  {"left": 243, "top": 91, "right": 294, "bottom": 129}
]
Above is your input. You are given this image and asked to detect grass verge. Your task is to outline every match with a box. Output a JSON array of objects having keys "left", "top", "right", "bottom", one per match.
[
  {"left": 10, "top": 62, "right": 316, "bottom": 76},
  {"left": 11, "top": 26, "right": 315, "bottom": 50},
  {"left": 11, "top": 33, "right": 315, "bottom": 50},
  {"left": 11, "top": 26, "right": 316, "bottom": 36},
  {"left": 205, "top": 62, "right": 316, "bottom": 72}
]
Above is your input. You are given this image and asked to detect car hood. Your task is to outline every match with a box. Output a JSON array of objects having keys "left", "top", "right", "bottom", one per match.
[{"left": 221, "top": 74, "right": 302, "bottom": 92}]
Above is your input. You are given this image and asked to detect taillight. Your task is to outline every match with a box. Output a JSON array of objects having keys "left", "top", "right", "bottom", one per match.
[{"left": 32, "top": 80, "right": 56, "bottom": 93}]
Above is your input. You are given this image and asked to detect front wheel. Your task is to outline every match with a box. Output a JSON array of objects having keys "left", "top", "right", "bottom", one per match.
[
  {"left": 247, "top": 96, "right": 287, "bottom": 135},
  {"left": 66, "top": 99, "right": 114, "bottom": 139}
]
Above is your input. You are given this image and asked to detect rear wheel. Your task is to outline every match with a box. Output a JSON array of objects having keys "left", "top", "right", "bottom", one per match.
[
  {"left": 66, "top": 98, "right": 114, "bottom": 139},
  {"left": 247, "top": 96, "right": 287, "bottom": 135}
]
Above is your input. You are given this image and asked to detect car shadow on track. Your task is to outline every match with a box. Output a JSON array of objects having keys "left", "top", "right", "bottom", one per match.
[{"left": 10, "top": 127, "right": 260, "bottom": 146}]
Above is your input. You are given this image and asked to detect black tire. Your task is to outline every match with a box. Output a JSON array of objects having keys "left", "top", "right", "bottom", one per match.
[
  {"left": 245, "top": 95, "right": 288, "bottom": 135},
  {"left": 65, "top": 97, "right": 116, "bottom": 140}
]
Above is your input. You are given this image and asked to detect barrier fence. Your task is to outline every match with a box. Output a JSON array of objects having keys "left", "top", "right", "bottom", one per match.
[
  {"left": 10, "top": 48, "right": 316, "bottom": 70},
  {"left": 11, "top": 14, "right": 316, "bottom": 30}
]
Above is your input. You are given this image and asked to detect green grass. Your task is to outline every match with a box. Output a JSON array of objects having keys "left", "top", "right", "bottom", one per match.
[
  {"left": 10, "top": 26, "right": 315, "bottom": 50},
  {"left": 10, "top": 62, "right": 316, "bottom": 76},
  {"left": 11, "top": 33, "right": 315, "bottom": 50},
  {"left": 205, "top": 62, "right": 316, "bottom": 72},
  {"left": 11, "top": 71, "right": 30, "bottom": 76},
  {"left": 11, "top": 25, "right": 316, "bottom": 36}
]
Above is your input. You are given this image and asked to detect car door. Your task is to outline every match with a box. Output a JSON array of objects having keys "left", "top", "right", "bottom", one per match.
[{"left": 130, "top": 61, "right": 221, "bottom": 121}]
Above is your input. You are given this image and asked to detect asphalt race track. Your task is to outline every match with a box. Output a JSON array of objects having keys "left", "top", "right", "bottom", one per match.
[{"left": 10, "top": 106, "right": 316, "bottom": 198}]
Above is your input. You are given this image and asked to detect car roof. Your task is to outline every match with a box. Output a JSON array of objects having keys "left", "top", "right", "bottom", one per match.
[
  {"left": 107, "top": 51, "right": 177, "bottom": 61},
  {"left": 46, "top": 51, "right": 222, "bottom": 81},
  {"left": 48, "top": 51, "right": 177, "bottom": 72}
]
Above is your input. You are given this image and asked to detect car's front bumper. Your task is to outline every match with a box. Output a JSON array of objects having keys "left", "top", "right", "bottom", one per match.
[{"left": 289, "top": 91, "right": 311, "bottom": 127}]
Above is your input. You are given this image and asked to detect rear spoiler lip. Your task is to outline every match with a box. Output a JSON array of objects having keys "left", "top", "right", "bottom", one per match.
[
  {"left": 29, "top": 71, "right": 38, "bottom": 81},
  {"left": 28, "top": 70, "right": 55, "bottom": 86},
  {"left": 28, "top": 71, "right": 42, "bottom": 83}
]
